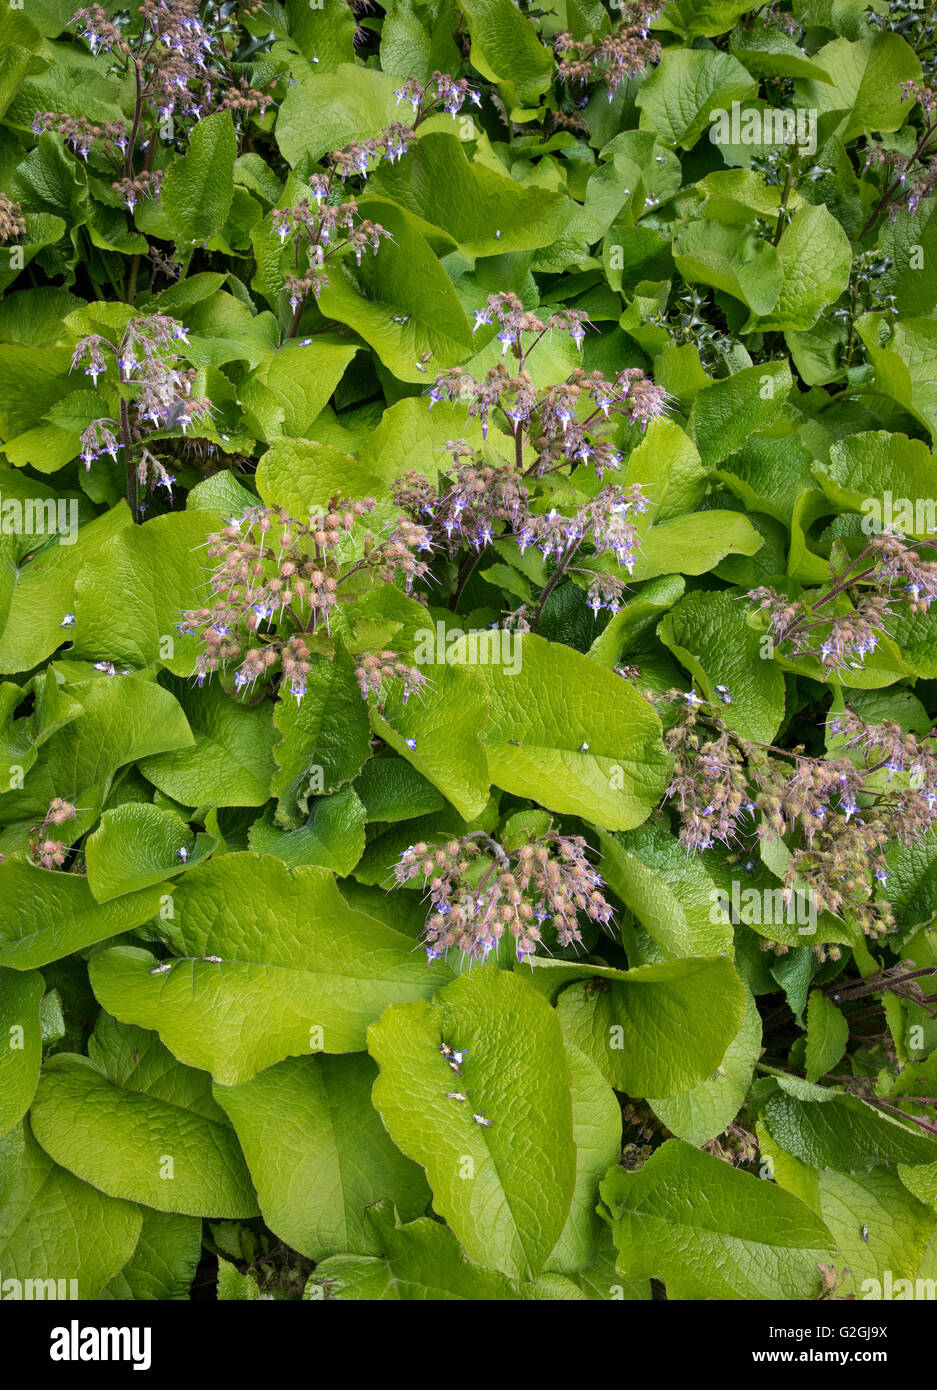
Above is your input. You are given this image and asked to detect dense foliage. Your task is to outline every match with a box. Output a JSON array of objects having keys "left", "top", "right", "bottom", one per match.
[{"left": 1, "top": 0, "right": 937, "bottom": 1304}]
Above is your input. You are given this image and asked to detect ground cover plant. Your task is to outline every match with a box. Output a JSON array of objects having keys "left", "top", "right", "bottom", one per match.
[{"left": 1, "top": 0, "right": 937, "bottom": 1306}]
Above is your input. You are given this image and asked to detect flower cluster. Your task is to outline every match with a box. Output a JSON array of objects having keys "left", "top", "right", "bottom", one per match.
[
  {"left": 220, "top": 79, "right": 275, "bottom": 121},
  {"left": 428, "top": 299, "right": 671, "bottom": 463},
  {"left": 394, "top": 457, "right": 528, "bottom": 555},
  {"left": 0, "top": 193, "right": 26, "bottom": 244},
  {"left": 271, "top": 177, "right": 394, "bottom": 328},
  {"left": 75, "top": 314, "right": 210, "bottom": 497},
  {"left": 31, "top": 112, "right": 129, "bottom": 162},
  {"left": 392, "top": 830, "right": 614, "bottom": 965},
  {"left": 860, "top": 81, "right": 937, "bottom": 234},
  {"left": 354, "top": 651, "right": 428, "bottom": 708},
  {"left": 394, "top": 72, "right": 481, "bottom": 119},
  {"left": 659, "top": 690, "right": 937, "bottom": 943},
  {"left": 112, "top": 170, "right": 164, "bottom": 213},
  {"left": 748, "top": 535, "right": 937, "bottom": 674},
  {"left": 68, "top": 0, "right": 221, "bottom": 149},
  {"left": 182, "top": 502, "right": 433, "bottom": 703},
  {"left": 555, "top": 4, "right": 662, "bottom": 98},
  {"left": 29, "top": 798, "right": 78, "bottom": 871}
]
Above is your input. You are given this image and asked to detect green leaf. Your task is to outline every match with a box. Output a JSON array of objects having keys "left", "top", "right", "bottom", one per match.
[
  {"left": 70, "top": 511, "right": 222, "bottom": 675},
  {"left": 256, "top": 437, "right": 385, "bottom": 512},
  {"left": 0, "top": 967, "right": 44, "bottom": 1132},
  {"left": 587, "top": 575, "right": 685, "bottom": 667},
  {"left": 88, "top": 854, "right": 452, "bottom": 1084},
  {"left": 628, "top": 510, "right": 764, "bottom": 580},
  {"left": 805, "top": 988, "right": 849, "bottom": 1084},
  {"left": 0, "top": 675, "right": 193, "bottom": 834},
  {"left": 161, "top": 111, "right": 237, "bottom": 245},
  {"left": 139, "top": 675, "right": 278, "bottom": 809},
  {"left": 0, "top": 503, "right": 131, "bottom": 675},
  {"left": 659, "top": 588, "right": 786, "bottom": 743},
  {"left": 306, "top": 1200, "right": 522, "bottom": 1300},
  {"left": 317, "top": 201, "right": 473, "bottom": 383},
  {"left": 100, "top": 1209, "right": 203, "bottom": 1300},
  {"left": 637, "top": 48, "right": 756, "bottom": 149},
  {"left": 598, "top": 1139, "right": 834, "bottom": 1299},
  {"left": 598, "top": 822, "right": 734, "bottom": 959},
  {"left": 250, "top": 341, "right": 361, "bottom": 441},
  {"left": 368, "top": 967, "right": 577, "bottom": 1280},
  {"left": 247, "top": 787, "right": 366, "bottom": 875},
  {"left": 673, "top": 220, "right": 783, "bottom": 317},
  {"left": 275, "top": 64, "right": 401, "bottom": 167},
  {"left": 795, "top": 33, "right": 922, "bottom": 144},
  {"left": 0, "top": 1122, "right": 142, "bottom": 1299},
  {"left": 213, "top": 1053, "right": 430, "bottom": 1259},
  {"left": 0, "top": 858, "right": 163, "bottom": 971},
  {"left": 688, "top": 361, "right": 792, "bottom": 467},
  {"left": 531, "top": 956, "right": 747, "bottom": 1097},
  {"left": 456, "top": 0, "right": 554, "bottom": 109},
  {"left": 547, "top": 1041, "right": 623, "bottom": 1276},
  {"left": 813, "top": 430, "right": 937, "bottom": 538},
  {"left": 764, "top": 1090, "right": 937, "bottom": 1170},
  {"left": 746, "top": 205, "right": 852, "bottom": 333},
  {"left": 855, "top": 315, "right": 937, "bottom": 445},
  {"left": 649, "top": 990, "right": 762, "bottom": 1145},
  {"left": 85, "top": 803, "right": 214, "bottom": 902},
  {"left": 30, "top": 1051, "right": 259, "bottom": 1218},
  {"left": 367, "top": 132, "right": 575, "bottom": 256},
  {"left": 656, "top": 0, "right": 764, "bottom": 39},
  {"left": 453, "top": 632, "right": 669, "bottom": 832},
  {"left": 353, "top": 756, "right": 446, "bottom": 822},
  {"left": 271, "top": 645, "right": 373, "bottom": 827},
  {"left": 729, "top": 26, "right": 835, "bottom": 82}
]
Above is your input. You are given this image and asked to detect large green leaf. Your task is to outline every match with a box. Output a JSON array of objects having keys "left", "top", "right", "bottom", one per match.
[
  {"left": 0, "top": 503, "right": 131, "bottom": 675},
  {"left": 659, "top": 588, "right": 786, "bottom": 743},
  {"left": 306, "top": 1201, "right": 521, "bottom": 1300},
  {"left": 456, "top": 0, "right": 554, "bottom": 109},
  {"left": 85, "top": 803, "right": 215, "bottom": 902},
  {"left": 275, "top": 64, "right": 401, "bottom": 167},
  {"left": 795, "top": 33, "right": 922, "bottom": 144},
  {"left": 271, "top": 645, "right": 373, "bottom": 827},
  {"left": 317, "top": 201, "right": 473, "bottom": 383},
  {"left": 0, "top": 967, "right": 44, "bottom": 1132},
  {"left": 637, "top": 48, "right": 756, "bottom": 149},
  {"left": 214, "top": 1053, "right": 430, "bottom": 1260},
  {"left": 764, "top": 1090, "right": 937, "bottom": 1170},
  {"left": 0, "top": 675, "right": 193, "bottom": 833},
  {"left": 746, "top": 205, "right": 852, "bottom": 333},
  {"left": 368, "top": 967, "right": 577, "bottom": 1281},
  {"left": 30, "top": 1049, "right": 259, "bottom": 1218},
  {"left": 598, "top": 1139, "right": 834, "bottom": 1299},
  {"left": 649, "top": 990, "right": 762, "bottom": 1145},
  {"left": 161, "top": 111, "right": 237, "bottom": 246},
  {"left": 598, "top": 822, "right": 734, "bottom": 959},
  {"left": 0, "top": 1122, "right": 143, "bottom": 1299},
  {"left": 71, "top": 511, "right": 224, "bottom": 675},
  {"left": 139, "top": 675, "right": 278, "bottom": 809},
  {"left": 100, "top": 1209, "right": 203, "bottom": 1300},
  {"left": 451, "top": 632, "right": 669, "bottom": 832},
  {"left": 530, "top": 956, "right": 747, "bottom": 1097},
  {"left": 0, "top": 858, "right": 163, "bottom": 970},
  {"left": 87, "top": 853, "right": 452, "bottom": 1084},
  {"left": 367, "top": 132, "right": 575, "bottom": 256}
]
